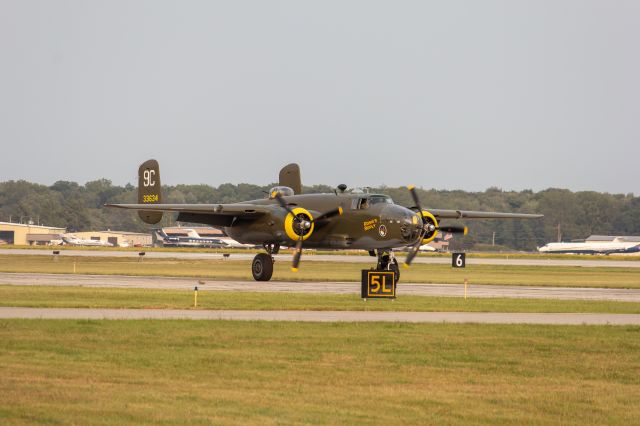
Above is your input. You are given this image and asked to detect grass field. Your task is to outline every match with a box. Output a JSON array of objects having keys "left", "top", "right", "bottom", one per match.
[
  {"left": 2, "top": 285, "right": 640, "bottom": 314},
  {"left": 1, "top": 254, "right": 639, "bottom": 288},
  {"left": 1, "top": 320, "right": 639, "bottom": 424}
]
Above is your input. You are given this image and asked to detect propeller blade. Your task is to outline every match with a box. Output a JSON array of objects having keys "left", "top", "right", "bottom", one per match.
[
  {"left": 312, "top": 207, "right": 343, "bottom": 223},
  {"left": 407, "top": 185, "right": 425, "bottom": 220},
  {"left": 291, "top": 237, "right": 303, "bottom": 272},
  {"left": 274, "top": 193, "right": 296, "bottom": 217},
  {"left": 403, "top": 240, "right": 422, "bottom": 268},
  {"left": 404, "top": 185, "right": 428, "bottom": 268},
  {"left": 438, "top": 225, "right": 468, "bottom": 235}
]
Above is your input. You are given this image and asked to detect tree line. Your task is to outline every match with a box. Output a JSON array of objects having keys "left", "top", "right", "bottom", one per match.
[{"left": 1, "top": 179, "right": 638, "bottom": 251}]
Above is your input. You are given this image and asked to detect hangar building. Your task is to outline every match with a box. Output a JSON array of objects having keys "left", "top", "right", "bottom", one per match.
[
  {"left": 70, "top": 231, "right": 152, "bottom": 247},
  {"left": 0, "top": 222, "right": 66, "bottom": 246}
]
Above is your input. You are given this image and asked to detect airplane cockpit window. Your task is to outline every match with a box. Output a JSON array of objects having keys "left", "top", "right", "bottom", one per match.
[
  {"left": 268, "top": 186, "right": 295, "bottom": 199},
  {"left": 369, "top": 195, "right": 393, "bottom": 205},
  {"left": 354, "top": 196, "right": 393, "bottom": 209}
]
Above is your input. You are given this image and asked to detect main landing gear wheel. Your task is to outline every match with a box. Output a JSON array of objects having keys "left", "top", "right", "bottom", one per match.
[{"left": 252, "top": 253, "right": 274, "bottom": 281}]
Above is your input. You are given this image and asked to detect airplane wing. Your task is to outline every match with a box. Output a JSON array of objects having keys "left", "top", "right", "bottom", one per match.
[
  {"left": 105, "top": 203, "right": 272, "bottom": 227},
  {"left": 106, "top": 203, "right": 270, "bottom": 215},
  {"left": 426, "top": 209, "right": 543, "bottom": 220}
]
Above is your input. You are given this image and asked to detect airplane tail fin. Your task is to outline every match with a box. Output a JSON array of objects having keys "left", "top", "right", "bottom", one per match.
[
  {"left": 279, "top": 163, "right": 302, "bottom": 194},
  {"left": 138, "top": 159, "right": 163, "bottom": 224}
]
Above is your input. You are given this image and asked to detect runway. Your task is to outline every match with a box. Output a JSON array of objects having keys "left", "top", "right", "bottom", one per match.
[
  {"left": 1, "top": 249, "right": 639, "bottom": 268},
  {"left": 1, "top": 306, "right": 639, "bottom": 324},
  {"left": 2, "top": 272, "right": 640, "bottom": 302}
]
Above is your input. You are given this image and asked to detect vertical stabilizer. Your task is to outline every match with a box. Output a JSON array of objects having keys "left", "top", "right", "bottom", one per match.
[
  {"left": 279, "top": 163, "right": 302, "bottom": 194},
  {"left": 138, "top": 159, "right": 163, "bottom": 224}
]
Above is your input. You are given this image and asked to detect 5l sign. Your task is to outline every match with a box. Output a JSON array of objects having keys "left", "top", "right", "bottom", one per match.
[{"left": 361, "top": 270, "right": 396, "bottom": 299}]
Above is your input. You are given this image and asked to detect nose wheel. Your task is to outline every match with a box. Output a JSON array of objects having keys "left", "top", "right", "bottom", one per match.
[{"left": 376, "top": 250, "right": 400, "bottom": 283}]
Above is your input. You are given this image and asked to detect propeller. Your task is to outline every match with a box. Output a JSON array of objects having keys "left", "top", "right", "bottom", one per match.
[
  {"left": 439, "top": 225, "right": 468, "bottom": 234},
  {"left": 404, "top": 186, "right": 468, "bottom": 268},
  {"left": 274, "top": 193, "right": 342, "bottom": 271}
]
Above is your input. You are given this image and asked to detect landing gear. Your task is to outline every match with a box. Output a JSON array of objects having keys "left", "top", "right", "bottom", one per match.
[
  {"left": 376, "top": 250, "right": 400, "bottom": 283},
  {"left": 252, "top": 253, "right": 274, "bottom": 281},
  {"left": 263, "top": 243, "right": 280, "bottom": 255},
  {"left": 252, "top": 244, "right": 280, "bottom": 281}
]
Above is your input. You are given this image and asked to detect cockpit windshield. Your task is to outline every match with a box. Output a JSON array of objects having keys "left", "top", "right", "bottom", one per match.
[
  {"left": 355, "top": 195, "right": 393, "bottom": 209},
  {"left": 268, "top": 186, "right": 295, "bottom": 199},
  {"left": 369, "top": 195, "right": 393, "bottom": 205}
]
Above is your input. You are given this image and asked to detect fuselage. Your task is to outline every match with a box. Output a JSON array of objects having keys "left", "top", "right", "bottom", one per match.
[{"left": 224, "top": 192, "right": 424, "bottom": 250}]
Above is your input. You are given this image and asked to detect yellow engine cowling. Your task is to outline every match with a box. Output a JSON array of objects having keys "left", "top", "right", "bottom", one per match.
[
  {"left": 284, "top": 207, "right": 315, "bottom": 241},
  {"left": 421, "top": 210, "right": 438, "bottom": 244}
]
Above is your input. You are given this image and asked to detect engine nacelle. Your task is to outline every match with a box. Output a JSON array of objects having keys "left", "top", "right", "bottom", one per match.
[
  {"left": 421, "top": 210, "right": 439, "bottom": 244},
  {"left": 283, "top": 207, "right": 315, "bottom": 241}
]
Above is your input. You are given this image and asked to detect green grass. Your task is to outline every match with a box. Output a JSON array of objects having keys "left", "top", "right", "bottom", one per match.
[
  {"left": 2, "top": 285, "right": 640, "bottom": 314},
  {"left": 1, "top": 254, "right": 639, "bottom": 288},
  {"left": 1, "top": 320, "right": 639, "bottom": 424}
]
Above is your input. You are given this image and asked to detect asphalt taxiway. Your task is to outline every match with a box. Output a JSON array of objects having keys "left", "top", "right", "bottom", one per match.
[
  {"left": 2, "top": 272, "right": 640, "bottom": 302},
  {"left": 1, "top": 249, "right": 639, "bottom": 268}
]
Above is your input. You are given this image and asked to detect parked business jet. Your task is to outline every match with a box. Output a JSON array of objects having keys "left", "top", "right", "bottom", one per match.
[
  {"left": 62, "top": 235, "right": 114, "bottom": 247},
  {"left": 538, "top": 238, "right": 640, "bottom": 255}
]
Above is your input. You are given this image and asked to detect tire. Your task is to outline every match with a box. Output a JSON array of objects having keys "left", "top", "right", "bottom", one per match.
[
  {"left": 389, "top": 258, "right": 400, "bottom": 283},
  {"left": 252, "top": 253, "right": 274, "bottom": 281}
]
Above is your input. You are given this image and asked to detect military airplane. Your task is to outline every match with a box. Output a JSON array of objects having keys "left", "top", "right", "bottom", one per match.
[{"left": 107, "top": 160, "right": 543, "bottom": 281}]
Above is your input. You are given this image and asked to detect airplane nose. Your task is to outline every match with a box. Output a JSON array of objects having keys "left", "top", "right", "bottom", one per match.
[{"left": 380, "top": 205, "right": 423, "bottom": 242}]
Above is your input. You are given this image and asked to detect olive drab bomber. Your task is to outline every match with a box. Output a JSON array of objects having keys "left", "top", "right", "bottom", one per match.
[{"left": 107, "top": 161, "right": 542, "bottom": 281}]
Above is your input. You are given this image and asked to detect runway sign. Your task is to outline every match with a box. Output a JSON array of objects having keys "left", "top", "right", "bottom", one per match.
[
  {"left": 452, "top": 252, "right": 466, "bottom": 268},
  {"left": 361, "top": 270, "right": 396, "bottom": 299}
]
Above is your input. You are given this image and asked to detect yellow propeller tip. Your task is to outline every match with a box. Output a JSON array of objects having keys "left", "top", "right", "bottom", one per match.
[
  {"left": 291, "top": 268, "right": 298, "bottom": 272},
  {"left": 407, "top": 185, "right": 415, "bottom": 190},
  {"left": 338, "top": 207, "right": 343, "bottom": 215},
  {"left": 464, "top": 227, "right": 468, "bottom": 235},
  {"left": 402, "top": 263, "right": 410, "bottom": 269}
]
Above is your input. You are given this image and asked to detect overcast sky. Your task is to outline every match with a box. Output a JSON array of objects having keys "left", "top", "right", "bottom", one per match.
[{"left": 1, "top": 1, "right": 638, "bottom": 193}]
